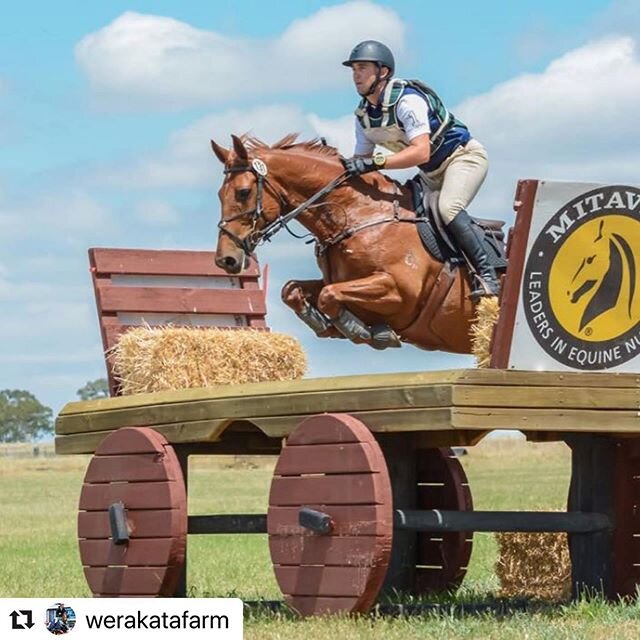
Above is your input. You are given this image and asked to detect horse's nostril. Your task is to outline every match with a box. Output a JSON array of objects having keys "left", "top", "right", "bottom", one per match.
[{"left": 224, "top": 256, "right": 237, "bottom": 268}]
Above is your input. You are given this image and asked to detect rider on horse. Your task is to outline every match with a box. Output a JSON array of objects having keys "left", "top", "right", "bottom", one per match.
[{"left": 341, "top": 40, "right": 499, "bottom": 298}]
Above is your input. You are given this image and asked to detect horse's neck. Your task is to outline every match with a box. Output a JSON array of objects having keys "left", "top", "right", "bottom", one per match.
[{"left": 267, "top": 151, "right": 348, "bottom": 239}]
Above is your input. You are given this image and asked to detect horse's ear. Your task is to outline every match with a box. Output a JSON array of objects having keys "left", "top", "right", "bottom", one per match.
[
  {"left": 210, "top": 139, "right": 229, "bottom": 164},
  {"left": 231, "top": 134, "right": 248, "bottom": 162}
]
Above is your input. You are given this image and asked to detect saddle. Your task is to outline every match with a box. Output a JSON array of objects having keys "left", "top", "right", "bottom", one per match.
[{"left": 407, "top": 177, "right": 508, "bottom": 270}]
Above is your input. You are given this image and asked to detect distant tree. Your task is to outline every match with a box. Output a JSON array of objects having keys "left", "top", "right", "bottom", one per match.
[
  {"left": 76, "top": 378, "right": 109, "bottom": 401},
  {"left": 0, "top": 390, "right": 53, "bottom": 442}
]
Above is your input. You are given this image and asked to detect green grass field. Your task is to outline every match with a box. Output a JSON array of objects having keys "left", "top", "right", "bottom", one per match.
[{"left": 2, "top": 438, "right": 640, "bottom": 638}]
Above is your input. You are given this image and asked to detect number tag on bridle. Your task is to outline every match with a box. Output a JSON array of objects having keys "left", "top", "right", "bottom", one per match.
[{"left": 251, "top": 158, "right": 268, "bottom": 176}]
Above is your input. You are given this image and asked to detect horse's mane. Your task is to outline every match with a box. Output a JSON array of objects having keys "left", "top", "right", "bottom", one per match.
[
  {"left": 240, "top": 133, "right": 340, "bottom": 158},
  {"left": 238, "top": 132, "right": 405, "bottom": 194}
]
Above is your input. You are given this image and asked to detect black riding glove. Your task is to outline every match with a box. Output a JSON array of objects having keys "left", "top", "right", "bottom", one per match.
[{"left": 342, "top": 156, "right": 376, "bottom": 177}]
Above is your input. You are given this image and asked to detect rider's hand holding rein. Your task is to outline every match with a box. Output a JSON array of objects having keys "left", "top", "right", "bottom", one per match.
[{"left": 342, "top": 134, "right": 431, "bottom": 176}]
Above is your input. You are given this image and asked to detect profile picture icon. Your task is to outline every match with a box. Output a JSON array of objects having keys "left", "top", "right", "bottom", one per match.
[{"left": 45, "top": 603, "right": 76, "bottom": 635}]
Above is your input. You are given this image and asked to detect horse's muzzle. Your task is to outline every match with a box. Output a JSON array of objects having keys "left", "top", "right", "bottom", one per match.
[{"left": 215, "top": 253, "right": 243, "bottom": 274}]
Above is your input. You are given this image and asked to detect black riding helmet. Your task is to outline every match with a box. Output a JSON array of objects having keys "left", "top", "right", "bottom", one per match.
[
  {"left": 342, "top": 40, "right": 395, "bottom": 76},
  {"left": 342, "top": 40, "right": 394, "bottom": 96}
]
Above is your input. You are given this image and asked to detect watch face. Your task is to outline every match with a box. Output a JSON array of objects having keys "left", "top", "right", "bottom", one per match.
[{"left": 374, "top": 153, "right": 385, "bottom": 166}]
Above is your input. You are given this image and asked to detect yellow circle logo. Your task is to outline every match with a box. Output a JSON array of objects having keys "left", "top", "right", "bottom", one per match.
[{"left": 548, "top": 215, "right": 640, "bottom": 342}]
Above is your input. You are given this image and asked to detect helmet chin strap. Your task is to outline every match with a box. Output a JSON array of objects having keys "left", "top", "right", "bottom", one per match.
[{"left": 363, "top": 64, "right": 386, "bottom": 97}]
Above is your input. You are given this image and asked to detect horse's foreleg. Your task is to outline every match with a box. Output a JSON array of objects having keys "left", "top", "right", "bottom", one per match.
[
  {"left": 316, "top": 272, "right": 403, "bottom": 348},
  {"left": 281, "top": 279, "right": 344, "bottom": 338}
]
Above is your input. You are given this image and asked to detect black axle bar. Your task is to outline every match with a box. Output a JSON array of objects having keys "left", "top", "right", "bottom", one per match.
[{"left": 182, "top": 509, "right": 612, "bottom": 536}]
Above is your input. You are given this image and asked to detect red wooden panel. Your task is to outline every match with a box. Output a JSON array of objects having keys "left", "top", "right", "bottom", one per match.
[
  {"left": 79, "top": 539, "right": 177, "bottom": 566},
  {"left": 90, "top": 247, "right": 261, "bottom": 278},
  {"left": 78, "top": 509, "right": 182, "bottom": 539},
  {"left": 268, "top": 413, "right": 393, "bottom": 616},
  {"left": 79, "top": 481, "right": 182, "bottom": 511},
  {"left": 241, "top": 277, "right": 269, "bottom": 328},
  {"left": 78, "top": 428, "right": 186, "bottom": 598},
  {"left": 287, "top": 413, "right": 369, "bottom": 446},
  {"left": 417, "top": 537, "right": 472, "bottom": 568},
  {"left": 490, "top": 179, "right": 538, "bottom": 368},
  {"left": 267, "top": 505, "right": 392, "bottom": 536},
  {"left": 270, "top": 535, "right": 385, "bottom": 566},
  {"left": 274, "top": 442, "right": 385, "bottom": 476},
  {"left": 97, "top": 285, "right": 267, "bottom": 316},
  {"left": 95, "top": 426, "right": 165, "bottom": 455},
  {"left": 269, "top": 473, "right": 386, "bottom": 506},
  {"left": 84, "top": 566, "right": 178, "bottom": 596},
  {"left": 416, "top": 485, "right": 448, "bottom": 509},
  {"left": 273, "top": 566, "right": 377, "bottom": 597},
  {"left": 84, "top": 454, "right": 179, "bottom": 483},
  {"left": 414, "top": 448, "right": 474, "bottom": 595},
  {"left": 88, "top": 248, "right": 268, "bottom": 397}
]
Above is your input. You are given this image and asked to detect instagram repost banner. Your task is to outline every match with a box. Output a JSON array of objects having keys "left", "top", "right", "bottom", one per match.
[{"left": 1, "top": 598, "right": 243, "bottom": 639}]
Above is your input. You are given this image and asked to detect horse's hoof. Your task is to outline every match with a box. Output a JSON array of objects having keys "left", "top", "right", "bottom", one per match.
[{"left": 371, "top": 325, "right": 402, "bottom": 349}]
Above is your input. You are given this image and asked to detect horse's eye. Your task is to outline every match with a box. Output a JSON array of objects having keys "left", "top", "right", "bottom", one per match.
[
  {"left": 236, "top": 188, "right": 251, "bottom": 201},
  {"left": 586, "top": 255, "right": 595, "bottom": 264}
]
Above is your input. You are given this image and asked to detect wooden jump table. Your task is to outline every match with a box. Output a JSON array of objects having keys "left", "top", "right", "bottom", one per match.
[{"left": 55, "top": 368, "right": 640, "bottom": 614}]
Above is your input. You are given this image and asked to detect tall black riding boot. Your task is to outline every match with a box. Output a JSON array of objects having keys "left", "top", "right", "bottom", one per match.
[{"left": 447, "top": 210, "right": 500, "bottom": 298}]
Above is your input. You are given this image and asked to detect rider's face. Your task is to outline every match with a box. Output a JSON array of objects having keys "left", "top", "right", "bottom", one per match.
[{"left": 351, "top": 62, "right": 381, "bottom": 96}]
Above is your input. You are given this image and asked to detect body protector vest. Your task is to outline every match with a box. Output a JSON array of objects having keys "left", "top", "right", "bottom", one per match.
[{"left": 355, "top": 79, "right": 471, "bottom": 173}]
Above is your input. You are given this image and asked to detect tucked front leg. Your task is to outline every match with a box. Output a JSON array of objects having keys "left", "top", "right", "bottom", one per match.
[
  {"left": 281, "top": 279, "right": 343, "bottom": 338},
  {"left": 317, "top": 272, "right": 403, "bottom": 347}
]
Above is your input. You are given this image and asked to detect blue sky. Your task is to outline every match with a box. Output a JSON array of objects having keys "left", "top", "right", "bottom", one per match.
[{"left": 1, "top": 0, "right": 639, "bottom": 419}]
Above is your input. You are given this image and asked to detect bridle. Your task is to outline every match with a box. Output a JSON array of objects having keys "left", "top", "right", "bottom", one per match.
[{"left": 218, "top": 158, "right": 349, "bottom": 256}]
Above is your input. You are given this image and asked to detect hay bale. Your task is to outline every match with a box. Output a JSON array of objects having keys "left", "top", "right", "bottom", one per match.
[
  {"left": 496, "top": 530, "right": 572, "bottom": 601},
  {"left": 471, "top": 296, "right": 500, "bottom": 368},
  {"left": 110, "top": 326, "right": 307, "bottom": 395}
]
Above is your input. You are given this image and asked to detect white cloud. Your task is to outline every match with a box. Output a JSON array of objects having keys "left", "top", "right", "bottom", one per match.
[
  {"left": 75, "top": 3, "right": 405, "bottom": 109},
  {"left": 454, "top": 36, "right": 640, "bottom": 218},
  {"left": 135, "top": 199, "right": 181, "bottom": 226},
  {"left": 92, "top": 35, "right": 640, "bottom": 222},
  {"left": 91, "top": 104, "right": 358, "bottom": 190},
  {"left": 0, "top": 188, "right": 113, "bottom": 243}
]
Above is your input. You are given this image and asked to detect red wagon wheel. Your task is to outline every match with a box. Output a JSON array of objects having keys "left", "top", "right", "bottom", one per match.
[
  {"left": 77, "top": 427, "right": 187, "bottom": 597},
  {"left": 414, "top": 447, "right": 473, "bottom": 593},
  {"left": 268, "top": 413, "right": 393, "bottom": 617}
]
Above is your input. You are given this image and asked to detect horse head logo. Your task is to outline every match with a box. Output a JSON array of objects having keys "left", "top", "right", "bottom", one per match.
[{"left": 567, "top": 218, "right": 636, "bottom": 332}]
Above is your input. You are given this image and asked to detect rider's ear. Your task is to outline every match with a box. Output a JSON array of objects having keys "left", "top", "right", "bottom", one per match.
[
  {"left": 210, "top": 139, "right": 229, "bottom": 164},
  {"left": 231, "top": 134, "right": 249, "bottom": 162}
]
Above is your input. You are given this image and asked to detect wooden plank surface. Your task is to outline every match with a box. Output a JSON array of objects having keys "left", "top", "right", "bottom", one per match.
[
  {"left": 90, "top": 247, "right": 261, "bottom": 277},
  {"left": 56, "top": 418, "right": 231, "bottom": 455},
  {"left": 97, "top": 285, "right": 267, "bottom": 315},
  {"left": 452, "top": 385, "right": 640, "bottom": 409},
  {"left": 56, "top": 385, "right": 453, "bottom": 435},
  {"left": 55, "top": 368, "right": 640, "bottom": 454},
  {"left": 57, "top": 378, "right": 640, "bottom": 437},
  {"left": 58, "top": 371, "right": 465, "bottom": 416},
  {"left": 452, "top": 408, "right": 640, "bottom": 432},
  {"left": 58, "top": 368, "right": 640, "bottom": 418}
]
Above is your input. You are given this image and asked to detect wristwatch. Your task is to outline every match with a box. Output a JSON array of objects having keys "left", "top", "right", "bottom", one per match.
[{"left": 373, "top": 151, "right": 387, "bottom": 168}]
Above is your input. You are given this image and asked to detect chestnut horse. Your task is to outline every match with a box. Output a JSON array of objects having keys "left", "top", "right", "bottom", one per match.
[{"left": 211, "top": 134, "right": 497, "bottom": 353}]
